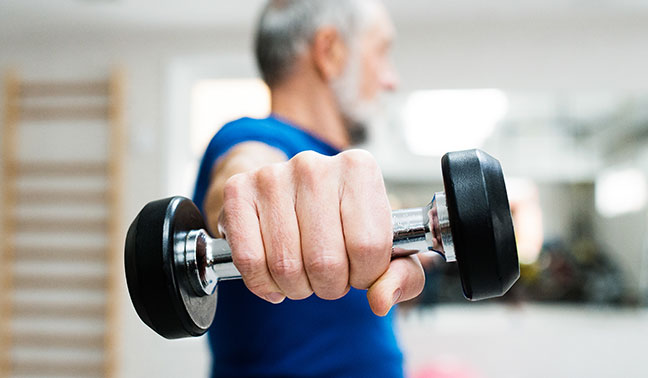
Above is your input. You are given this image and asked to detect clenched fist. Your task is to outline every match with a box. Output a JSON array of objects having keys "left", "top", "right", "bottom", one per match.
[{"left": 216, "top": 148, "right": 424, "bottom": 316}]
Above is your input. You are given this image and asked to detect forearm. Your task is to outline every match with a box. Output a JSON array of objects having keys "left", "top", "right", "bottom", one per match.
[{"left": 203, "top": 142, "right": 288, "bottom": 235}]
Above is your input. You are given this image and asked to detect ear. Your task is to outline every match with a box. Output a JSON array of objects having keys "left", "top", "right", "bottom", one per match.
[{"left": 311, "top": 27, "right": 348, "bottom": 82}]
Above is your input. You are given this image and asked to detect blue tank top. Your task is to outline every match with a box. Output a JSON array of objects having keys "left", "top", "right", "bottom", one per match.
[{"left": 193, "top": 115, "right": 403, "bottom": 378}]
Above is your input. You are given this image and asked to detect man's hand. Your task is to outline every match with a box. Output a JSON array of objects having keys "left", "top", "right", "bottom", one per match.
[{"left": 218, "top": 149, "right": 424, "bottom": 316}]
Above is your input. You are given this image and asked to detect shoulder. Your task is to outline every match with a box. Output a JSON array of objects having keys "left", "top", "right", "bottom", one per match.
[
  {"left": 193, "top": 117, "right": 287, "bottom": 210},
  {"left": 205, "top": 117, "right": 295, "bottom": 156},
  {"left": 217, "top": 117, "right": 293, "bottom": 140}
]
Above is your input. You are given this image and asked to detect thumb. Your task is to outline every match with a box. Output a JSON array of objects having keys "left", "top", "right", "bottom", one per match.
[{"left": 367, "top": 255, "right": 425, "bottom": 316}]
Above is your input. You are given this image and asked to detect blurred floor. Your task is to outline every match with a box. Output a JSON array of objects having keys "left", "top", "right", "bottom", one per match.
[{"left": 399, "top": 304, "right": 648, "bottom": 378}]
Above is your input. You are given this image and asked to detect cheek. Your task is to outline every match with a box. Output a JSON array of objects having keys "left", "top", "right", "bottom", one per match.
[{"left": 359, "top": 55, "right": 382, "bottom": 101}]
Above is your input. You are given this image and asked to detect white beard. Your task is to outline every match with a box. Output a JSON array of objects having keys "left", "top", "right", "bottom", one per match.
[{"left": 330, "top": 51, "right": 380, "bottom": 144}]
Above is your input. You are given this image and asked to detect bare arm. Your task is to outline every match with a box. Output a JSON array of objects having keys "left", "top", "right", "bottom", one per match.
[
  {"left": 202, "top": 141, "right": 424, "bottom": 316},
  {"left": 203, "top": 142, "right": 288, "bottom": 235}
]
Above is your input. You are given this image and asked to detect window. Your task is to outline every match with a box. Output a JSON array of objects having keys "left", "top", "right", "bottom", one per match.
[{"left": 190, "top": 78, "right": 271, "bottom": 158}]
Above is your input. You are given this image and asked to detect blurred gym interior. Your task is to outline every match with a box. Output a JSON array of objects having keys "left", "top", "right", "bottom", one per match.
[{"left": 1, "top": 1, "right": 648, "bottom": 377}]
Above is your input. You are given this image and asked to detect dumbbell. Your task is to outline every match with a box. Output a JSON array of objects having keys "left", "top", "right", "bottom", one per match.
[{"left": 125, "top": 149, "right": 519, "bottom": 339}]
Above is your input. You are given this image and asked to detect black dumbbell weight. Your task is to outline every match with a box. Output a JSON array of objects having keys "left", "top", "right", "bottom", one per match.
[{"left": 125, "top": 149, "right": 520, "bottom": 339}]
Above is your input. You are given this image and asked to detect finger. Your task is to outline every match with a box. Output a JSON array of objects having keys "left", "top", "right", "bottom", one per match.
[
  {"left": 366, "top": 256, "right": 425, "bottom": 316},
  {"left": 255, "top": 164, "right": 313, "bottom": 300},
  {"left": 221, "top": 173, "right": 285, "bottom": 304},
  {"left": 293, "top": 151, "right": 349, "bottom": 300},
  {"left": 338, "top": 150, "right": 392, "bottom": 289}
]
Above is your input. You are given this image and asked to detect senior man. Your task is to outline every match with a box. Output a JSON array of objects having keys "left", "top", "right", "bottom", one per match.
[{"left": 193, "top": 1, "right": 425, "bottom": 376}]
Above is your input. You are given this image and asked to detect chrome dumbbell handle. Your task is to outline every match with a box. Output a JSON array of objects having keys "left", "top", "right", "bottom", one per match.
[
  {"left": 184, "top": 192, "right": 455, "bottom": 297},
  {"left": 391, "top": 191, "right": 455, "bottom": 261}
]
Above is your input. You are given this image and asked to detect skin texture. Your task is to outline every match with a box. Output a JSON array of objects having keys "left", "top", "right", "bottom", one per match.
[
  {"left": 204, "top": 142, "right": 288, "bottom": 235},
  {"left": 204, "top": 1, "right": 423, "bottom": 316}
]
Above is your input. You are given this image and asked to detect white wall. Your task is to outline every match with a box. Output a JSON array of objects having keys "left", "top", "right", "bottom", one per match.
[
  {"left": 2, "top": 9, "right": 648, "bottom": 377},
  {"left": 393, "top": 14, "right": 648, "bottom": 91}
]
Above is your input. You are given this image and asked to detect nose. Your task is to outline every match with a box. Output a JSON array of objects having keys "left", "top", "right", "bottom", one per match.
[{"left": 381, "top": 63, "right": 399, "bottom": 92}]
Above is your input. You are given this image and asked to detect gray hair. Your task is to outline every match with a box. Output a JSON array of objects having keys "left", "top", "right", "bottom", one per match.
[{"left": 255, "top": 0, "right": 376, "bottom": 87}]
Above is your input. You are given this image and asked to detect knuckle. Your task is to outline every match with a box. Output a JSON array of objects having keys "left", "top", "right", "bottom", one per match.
[
  {"left": 293, "top": 150, "right": 320, "bottom": 164},
  {"left": 232, "top": 251, "right": 265, "bottom": 276},
  {"left": 306, "top": 254, "right": 349, "bottom": 300},
  {"left": 222, "top": 173, "right": 247, "bottom": 201},
  {"left": 292, "top": 151, "right": 321, "bottom": 177},
  {"left": 340, "top": 149, "right": 378, "bottom": 172},
  {"left": 254, "top": 163, "right": 284, "bottom": 191},
  {"left": 348, "top": 235, "right": 388, "bottom": 261},
  {"left": 292, "top": 151, "right": 334, "bottom": 192},
  {"left": 268, "top": 256, "right": 303, "bottom": 279},
  {"left": 347, "top": 234, "right": 392, "bottom": 289},
  {"left": 306, "top": 254, "right": 347, "bottom": 277}
]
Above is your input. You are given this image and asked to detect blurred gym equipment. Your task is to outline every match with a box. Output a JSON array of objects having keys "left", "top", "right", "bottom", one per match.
[{"left": 0, "top": 70, "right": 125, "bottom": 377}]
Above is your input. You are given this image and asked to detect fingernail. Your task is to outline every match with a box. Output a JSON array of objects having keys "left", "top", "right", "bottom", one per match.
[
  {"left": 266, "top": 292, "right": 285, "bottom": 304},
  {"left": 392, "top": 288, "right": 402, "bottom": 306}
]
